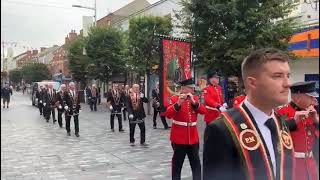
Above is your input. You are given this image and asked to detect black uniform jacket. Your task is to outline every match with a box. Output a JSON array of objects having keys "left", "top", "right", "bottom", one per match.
[
  {"left": 203, "top": 103, "right": 294, "bottom": 180},
  {"left": 126, "top": 93, "right": 149, "bottom": 120},
  {"left": 63, "top": 90, "right": 81, "bottom": 116}
]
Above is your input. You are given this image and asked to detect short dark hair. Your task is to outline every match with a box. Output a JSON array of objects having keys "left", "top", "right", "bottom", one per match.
[{"left": 241, "top": 48, "right": 289, "bottom": 81}]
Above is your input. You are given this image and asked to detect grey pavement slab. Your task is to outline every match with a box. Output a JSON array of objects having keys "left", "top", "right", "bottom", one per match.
[{"left": 1, "top": 92, "right": 207, "bottom": 179}]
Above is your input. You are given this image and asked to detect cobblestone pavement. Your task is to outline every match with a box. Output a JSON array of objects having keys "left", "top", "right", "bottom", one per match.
[{"left": 1, "top": 92, "right": 207, "bottom": 180}]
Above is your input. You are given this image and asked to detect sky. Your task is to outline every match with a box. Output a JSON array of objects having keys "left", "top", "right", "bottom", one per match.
[{"left": 1, "top": 0, "right": 159, "bottom": 57}]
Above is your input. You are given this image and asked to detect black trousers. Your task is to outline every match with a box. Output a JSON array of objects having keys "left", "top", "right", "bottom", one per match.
[
  {"left": 129, "top": 121, "right": 145, "bottom": 144},
  {"left": 153, "top": 108, "right": 169, "bottom": 128},
  {"left": 122, "top": 107, "right": 127, "bottom": 121},
  {"left": 89, "top": 97, "right": 97, "bottom": 111},
  {"left": 58, "top": 110, "right": 63, "bottom": 127},
  {"left": 171, "top": 143, "right": 201, "bottom": 180},
  {"left": 38, "top": 103, "right": 43, "bottom": 115},
  {"left": 110, "top": 113, "right": 123, "bottom": 130},
  {"left": 44, "top": 106, "right": 56, "bottom": 122},
  {"left": 65, "top": 115, "right": 79, "bottom": 134}
]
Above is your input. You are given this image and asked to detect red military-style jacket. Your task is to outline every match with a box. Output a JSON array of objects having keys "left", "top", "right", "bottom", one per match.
[
  {"left": 166, "top": 95, "right": 206, "bottom": 145},
  {"left": 202, "top": 84, "right": 224, "bottom": 124},
  {"left": 232, "top": 95, "right": 246, "bottom": 108},
  {"left": 277, "top": 102, "right": 319, "bottom": 180}
]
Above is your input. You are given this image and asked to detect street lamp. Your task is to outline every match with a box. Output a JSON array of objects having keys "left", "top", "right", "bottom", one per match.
[{"left": 72, "top": 0, "right": 97, "bottom": 25}]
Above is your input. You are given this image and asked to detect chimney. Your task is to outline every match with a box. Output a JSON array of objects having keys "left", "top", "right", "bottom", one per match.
[
  {"left": 65, "top": 36, "right": 69, "bottom": 44},
  {"left": 40, "top": 47, "right": 47, "bottom": 52},
  {"left": 69, "top": 30, "right": 78, "bottom": 42},
  {"left": 32, "top": 50, "right": 38, "bottom": 55}
]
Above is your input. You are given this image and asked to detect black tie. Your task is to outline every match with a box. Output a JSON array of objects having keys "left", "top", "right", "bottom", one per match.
[{"left": 265, "top": 118, "right": 279, "bottom": 176}]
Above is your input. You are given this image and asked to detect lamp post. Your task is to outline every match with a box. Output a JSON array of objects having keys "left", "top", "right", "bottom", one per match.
[{"left": 72, "top": 0, "right": 97, "bottom": 26}]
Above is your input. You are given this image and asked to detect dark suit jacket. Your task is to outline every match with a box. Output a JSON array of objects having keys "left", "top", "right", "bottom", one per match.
[
  {"left": 126, "top": 93, "right": 148, "bottom": 120},
  {"left": 63, "top": 90, "right": 81, "bottom": 116},
  {"left": 107, "top": 90, "right": 124, "bottom": 112},
  {"left": 203, "top": 103, "right": 294, "bottom": 180}
]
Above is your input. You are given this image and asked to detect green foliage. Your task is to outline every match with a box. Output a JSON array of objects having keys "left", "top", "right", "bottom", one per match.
[
  {"left": 179, "top": 0, "right": 297, "bottom": 76},
  {"left": 128, "top": 16, "right": 172, "bottom": 73},
  {"left": 85, "top": 27, "right": 126, "bottom": 80},
  {"left": 9, "top": 69, "right": 22, "bottom": 83},
  {"left": 21, "top": 63, "right": 50, "bottom": 83},
  {"left": 66, "top": 36, "right": 92, "bottom": 81}
]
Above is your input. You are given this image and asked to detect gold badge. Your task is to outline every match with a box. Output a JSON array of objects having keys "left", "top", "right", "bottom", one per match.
[
  {"left": 240, "top": 129, "right": 260, "bottom": 151},
  {"left": 240, "top": 123, "right": 248, "bottom": 130},
  {"left": 281, "top": 131, "right": 293, "bottom": 149}
]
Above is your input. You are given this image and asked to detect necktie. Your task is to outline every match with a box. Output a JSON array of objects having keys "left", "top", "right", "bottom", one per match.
[{"left": 265, "top": 118, "right": 278, "bottom": 176}]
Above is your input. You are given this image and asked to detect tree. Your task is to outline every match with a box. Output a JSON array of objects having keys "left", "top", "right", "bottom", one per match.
[
  {"left": 66, "top": 36, "right": 92, "bottom": 85},
  {"left": 128, "top": 16, "right": 173, "bottom": 74},
  {"left": 21, "top": 63, "right": 50, "bottom": 83},
  {"left": 9, "top": 69, "right": 22, "bottom": 84},
  {"left": 178, "top": 0, "right": 297, "bottom": 76},
  {"left": 85, "top": 27, "right": 126, "bottom": 80}
]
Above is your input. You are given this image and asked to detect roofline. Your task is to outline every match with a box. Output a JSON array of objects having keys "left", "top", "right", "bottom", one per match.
[{"left": 112, "top": 0, "right": 172, "bottom": 26}]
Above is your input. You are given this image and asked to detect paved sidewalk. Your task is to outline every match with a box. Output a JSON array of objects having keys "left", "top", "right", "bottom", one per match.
[{"left": 1, "top": 92, "right": 207, "bottom": 180}]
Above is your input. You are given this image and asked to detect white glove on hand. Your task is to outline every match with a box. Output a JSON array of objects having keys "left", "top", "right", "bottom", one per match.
[
  {"left": 219, "top": 106, "right": 227, "bottom": 112},
  {"left": 64, "top": 106, "right": 69, "bottom": 110},
  {"left": 79, "top": 109, "right": 82, "bottom": 112},
  {"left": 58, "top": 105, "right": 62, "bottom": 109},
  {"left": 121, "top": 107, "right": 124, "bottom": 111},
  {"left": 129, "top": 114, "right": 134, "bottom": 119},
  {"left": 140, "top": 93, "right": 144, "bottom": 98},
  {"left": 40, "top": 100, "right": 42, "bottom": 103},
  {"left": 109, "top": 106, "right": 113, "bottom": 110},
  {"left": 43, "top": 103, "right": 46, "bottom": 106},
  {"left": 223, "top": 103, "right": 228, "bottom": 108}
]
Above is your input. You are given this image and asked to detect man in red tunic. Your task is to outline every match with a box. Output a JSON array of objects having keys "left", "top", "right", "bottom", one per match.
[
  {"left": 202, "top": 71, "right": 226, "bottom": 124},
  {"left": 277, "top": 81, "right": 319, "bottom": 180},
  {"left": 166, "top": 78, "right": 206, "bottom": 180}
]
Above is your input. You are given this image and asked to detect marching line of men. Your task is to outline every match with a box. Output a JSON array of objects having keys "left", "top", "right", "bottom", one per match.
[{"left": 36, "top": 82, "right": 81, "bottom": 137}]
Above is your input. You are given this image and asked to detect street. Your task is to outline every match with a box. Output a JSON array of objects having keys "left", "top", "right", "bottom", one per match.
[{"left": 1, "top": 92, "right": 207, "bottom": 180}]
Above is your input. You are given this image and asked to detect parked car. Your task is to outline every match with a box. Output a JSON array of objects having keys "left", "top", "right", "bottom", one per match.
[{"left": 31, "top": 81, "right": 60, "bottom": 107}]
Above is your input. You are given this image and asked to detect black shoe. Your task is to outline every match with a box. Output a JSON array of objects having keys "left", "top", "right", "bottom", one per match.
[
  {"left": 153, "top": 126, "right": 157, "bottom": 129},
  {"left": 67, "top": 132, "right": 71, "bottom": 136},
  {"left": 140, "top": 143, "right": 148, "bottom": 147},
  {"left": 119, "top": 129, "right": 124, "bottom": 132},
  {"left": 94, "top": 109, "right": 97, "bottom": 111},
  {"left": 130, "top": 142, "right": 135, "bottom": 146},
  {"left": 7, "top": 106, "right": 9, "bottom": 108},
  {"left": 3, "top": 106, "right": 4, "bottom": 108},
  {"left": 164, "top": 126, "right": 171, "bottom": 130},
  {"left": 53, "top": 120, "right": 57, "bottom": 123},
  {"left": 46, "top": 119, "right": 49, "bottom": 122},
  {"left": 59, "top": 125, "right": 63, "bottom": 128},
  {"left": 40, "top": 113, "right": 42, "bottom": 115},
  {"left": 111, "top": 129, "right": 115, "bottom": 132},
  {"left": 75, "top": 133, "right": 80, "bottom": 137}
]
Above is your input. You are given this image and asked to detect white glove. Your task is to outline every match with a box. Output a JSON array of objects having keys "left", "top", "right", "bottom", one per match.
[
  {"left": 121, "top": 107, "right": 124, "bottom": 111},
  {"left": 40, "top": 100, "right": 42, "bottom": 103},
  {"left": 109, "top": 106, "right": 113, "bottom": 110},
  {"left": 129, "top": 114, "right": 134, "bottom": 119},
  {"left": 36, "top": 98, "right": 38, "bottom": 101},
  {"left": 140, "top": 93, "right": 144, "bottom": 98},
  {"left": 64, "top": 106, "right": 69, "bottom": 110},
  {"left": 58, "top": 105, "right": 62, "bottom": 109},
  {"left": 43, "top": 103, "right": 46, "bottom": 106},
  {"left": 219, "top": 106, "right": 227, "bottom": 112},
  {"left": 79, "top": 109, "right": 82, "bottom": 112},
  {"left": 223, "top": 103, "right": 228, "bottom": 108}
]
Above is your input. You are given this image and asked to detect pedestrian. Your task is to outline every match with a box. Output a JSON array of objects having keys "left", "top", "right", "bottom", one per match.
[
  {"left": 122, "top": 85, "right": 130, "bottom": 121},
  {"left": 37, "top": 85, "right": 45, "bottom": 116},
  {"left": 44, "top": 83, "right": 57, "bottom": 123},
  {"left": 203, "top": 71, "right": 227, "bottom": 124},
  {"left": 277, "top": 81, "right": 319, "bottom": 180},
  {"left": 166, "top": 78, "right": 206, "bottom": 180},
  {"left": 127, "top": 84, "right": 149, "bottom": 146},
  {"left": 22, "top": 83, "right": 26, "bottom": 95},
  {"left": 152, "top": 82, "right": 170, "bottom": 129},
  {"left": 64, "top": 82, "right": 81, "bottom": 137},
  {"left": 42, "top": 84, "right": 51, "bottom": 122},
  {"left": 55, "top": 84, "right": 67, "bottom": 128},
  {"left": 85, "top": 86, "right": 91, "bottom": 105},
  {"left": 88, "top": 84, "right": 99, "bottom": 111},
  {"left": 107, "top": 83, "right": 124, "bottom": 132},
  {"left": 1, "top": 83, "right": 13, "bottom": 108},
  {"left": 203, "top": 48, "right": 295, "bottom": 180}
]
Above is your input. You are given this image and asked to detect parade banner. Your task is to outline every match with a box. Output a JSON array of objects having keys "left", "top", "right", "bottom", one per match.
[{"left": 159, "top": 38, "right": 192, "bottom": 108}]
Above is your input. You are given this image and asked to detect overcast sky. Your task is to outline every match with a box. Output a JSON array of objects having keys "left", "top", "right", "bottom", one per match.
[{"left": 1, "top": 0, "right": 159, "bottom": 57}]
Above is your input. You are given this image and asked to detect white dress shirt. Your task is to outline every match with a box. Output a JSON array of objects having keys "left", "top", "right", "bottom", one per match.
[{"left": 244, "top": 99, "right": 277, "bottom": 176}]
